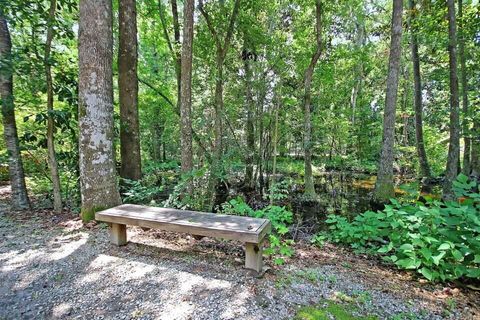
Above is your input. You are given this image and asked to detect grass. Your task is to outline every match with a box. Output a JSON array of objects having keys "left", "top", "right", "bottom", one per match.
[{"left": 295, "top": 300, "right": 378, "bottom": 320}]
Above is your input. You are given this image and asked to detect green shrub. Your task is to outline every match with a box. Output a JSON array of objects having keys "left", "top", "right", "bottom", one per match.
[
  {"left": 121, "top": 178, "right": 164, "bottom": 204},
  {"left": 317, "top": 174, "right": 480, "bottom": 282},
  {"left": 221, "top": 197, "right": 295, "bottom": 265}
]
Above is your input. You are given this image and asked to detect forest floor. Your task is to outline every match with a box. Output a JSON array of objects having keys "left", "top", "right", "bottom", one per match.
[{"left": 1, "top": 187, "right": 479, "bottom": 320}]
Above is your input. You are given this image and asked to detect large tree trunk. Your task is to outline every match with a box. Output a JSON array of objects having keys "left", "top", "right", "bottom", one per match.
[
  {"left": 78, "top": 0, "right": 121, "bottom": 221},
  {"left": 244, "top": 42, "right": 255, "bottom": 189},
  {"left": 0, "top": 13, "right": 30, "bottom": 210},
  {"left": 180, "top": 0, "right": 194, "bottom": 177},
  {"left": 119, "top": 0, "right": 141, "bottom": 180},
  {"left": 45, "top": 0, "right": 62, "bottom": 213},
  {"left": 408, "top": 0, "right": 431, "bottom": 180},
  {"left": 303, "top": 0, "right": 323, "bottom": 198},
  {"left": 443, "top": 0, "right": 461, "bottom": 200},
  {"left": 458, "top": 0, "right": 470, "bottom": 175},
  {"left": 373, "top": 0, "right": 404, "bottom": 204}
]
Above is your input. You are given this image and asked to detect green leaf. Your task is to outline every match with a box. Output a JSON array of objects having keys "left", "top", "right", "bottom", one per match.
[
  {"left": 438, "top": 243, "right": 451, "bottom": 251},
  {"left": 452, "top": 250, "right": 464, "bottom": 262},
  {"left": 432, "top": 251, "right": 446, "bottom": 265},
  {"left": 395, "top": 258, "right": 420, "bottom": 270},
  {"left": 420, "top": 267, "right": 434, "bottom": 281},
  {"left": 398, "top": 243, "right": 414, "bottom": 252}
]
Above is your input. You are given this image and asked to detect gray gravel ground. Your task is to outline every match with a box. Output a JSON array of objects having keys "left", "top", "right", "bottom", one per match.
[{"left": 0, "top": 208, "right": 473, "bottom": 320}]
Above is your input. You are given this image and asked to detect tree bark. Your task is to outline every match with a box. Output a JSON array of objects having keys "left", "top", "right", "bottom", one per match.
[
  {"left": 443, "top": 0, "right": 461, "bottom": 200},
  {"left": 119, "top": 0, "right": 141, "bottom": 180},
  {"left": 458, "top": 0, "right": 470, "bottom": 175},
  {"left": 44, "top": 0, "right": 63, "bottom": 213},
  {"left": 0, "top": 13, "right": 30, "bottom": 210},
  {"left": 244, "top": 42, "right": 255, "bottom": 189},
  {"left": 373, "top": 0, "right": 404, "bottom": 204},
  {"left": 303, "top": 0, "right": 323, "bottom": 198},
  {"left": 471, "top": 121, "right": 480, "bottom": 179},
  {"left": 270, "top": 93, "right": 279, "bottom": 205},
  {"left": 180, "top": 0, "right": 194, "bottom": 177},
  {"left": 78, "top": 0, "right": 121, "bottom": 221},
  {"left": 158, "top": 0, "right": 181, "bottom": 110},
  {"left": 199, "top": 0, "right": 241, "bottom": 210},
  {"left": 408, "top": 0, "right": 431, "bottom": 179}
]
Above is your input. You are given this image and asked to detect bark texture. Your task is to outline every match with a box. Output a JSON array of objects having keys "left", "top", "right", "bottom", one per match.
[
  {"left": 119, "top": 0, "right": 142, "bottom": 180},
  {"left": 45, "top": 0, "right": 63, "bottom": 213},
  {"left": 78, "top": 0, "right": 121, "bottom": 221},
  {"left": 180, "top": 0, "right": 194, "bottom": 175},
  {"left": 443, "top": 0, "right": 461, "bottom": 200},
  {"left": 303, "top": 0, "right": 323, "bottom": 198},
  {"left": 458, "top": 0, "right": 470, "bottom": 175},
  {"left": 0, "top": 13, "right": 30, "bottom": 210},
  {"left": 373, "top": 0, "right": 403, "bottom": 203},
  {"left": 408, "top": 0, "right": 431, "bottom": 179}
]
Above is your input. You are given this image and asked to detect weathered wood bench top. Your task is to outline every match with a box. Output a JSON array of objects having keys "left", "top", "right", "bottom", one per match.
[{"left": 95, "top": 204, "right": 271, "bottom": 244}]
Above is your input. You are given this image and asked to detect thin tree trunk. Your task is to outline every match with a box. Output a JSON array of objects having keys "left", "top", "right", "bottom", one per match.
[
  {"left": 180, "top": 0, "right": 194, "bottom": 178},
  {"left": 443, "top": 0, "right": 461, "bottom": 200},
  {"left": 158, "top": 0, "right": 181, "bottom": 109},
  {"left": 119, "top": 0, "right": 141, "bottom": 180},
  {"left": 458, "top": 0, "right": 470, "bottom": 175},
  {"left": 45, "top": 0, "right": 62, "bottom": 213},
  {"left": 199, "top": 0, "right": 241, "bottom": 210},
  {"left": 373, "top": 0, "right": 404, "bottom": 204},
  {"left": 244, "top": 42, "right": 255, "bottom": 189},
  {"left": 303, "top": 0, "right": 323, "bottom": 198},
  {"left": 350, "top": 10, "right": 365, "bottom": 130},
  {"left": 408, "top": 0, "right": 431, "bottom": 180},
  {"left": 270, "top": 94, "right": 279, "bottom": 205},
  {"left": 0, "top": 13, "right": 30, "bottom": 210},
  {"left": 78, "top": 0, "right": 121, "bottom": 221},
  {"left": 471, "top": 121, "right": 480, "bottom": 179}
]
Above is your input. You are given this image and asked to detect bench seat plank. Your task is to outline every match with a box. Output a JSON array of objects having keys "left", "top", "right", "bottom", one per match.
[{"left": 95, "top": 204, "right": 271, "bottom": 243}]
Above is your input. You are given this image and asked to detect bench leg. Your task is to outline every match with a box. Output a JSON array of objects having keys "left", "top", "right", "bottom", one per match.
[
  {"left": 110, "top": 223, "right": 127, "bottom": 246},
  {"left": 245, "top": 242, "right": 263, "bottom": 272}
]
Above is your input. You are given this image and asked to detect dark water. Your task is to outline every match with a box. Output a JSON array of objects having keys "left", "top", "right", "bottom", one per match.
[{"left": 289, "top": 171, "right": 415, "bottom": 220}]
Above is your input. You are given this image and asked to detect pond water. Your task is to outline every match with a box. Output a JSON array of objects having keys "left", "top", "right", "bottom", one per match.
[{"left": 289, "top": 171, "right": 416, "bottom": 220}]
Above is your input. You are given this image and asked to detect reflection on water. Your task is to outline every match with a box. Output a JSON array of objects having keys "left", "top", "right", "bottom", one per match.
[{"left": 292, "top": 172, "right": 413, "bottom": 218}]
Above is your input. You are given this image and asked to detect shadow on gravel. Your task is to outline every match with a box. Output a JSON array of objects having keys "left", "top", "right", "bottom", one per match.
[{"left": 0, "top": 221, "right": 256, "bottom": 320}]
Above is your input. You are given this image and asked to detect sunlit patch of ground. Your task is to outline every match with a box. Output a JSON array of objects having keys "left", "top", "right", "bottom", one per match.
[{"left": 1, "top": 206, "right": 478, "bottom": 319}]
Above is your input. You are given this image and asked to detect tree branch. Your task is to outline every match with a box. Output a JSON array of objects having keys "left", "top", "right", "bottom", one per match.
[{"left": 198, "top": 0, "right": 222, "bottom": 51}]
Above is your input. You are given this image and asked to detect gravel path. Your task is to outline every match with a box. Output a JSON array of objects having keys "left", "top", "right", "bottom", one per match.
[{"left": 0, "top": 207, "right": 476, "bottom": 320}]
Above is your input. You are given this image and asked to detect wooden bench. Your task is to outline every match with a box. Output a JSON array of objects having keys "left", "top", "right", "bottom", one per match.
[{"left": 95, "top": 204, "right": 272, "bottom": 272}]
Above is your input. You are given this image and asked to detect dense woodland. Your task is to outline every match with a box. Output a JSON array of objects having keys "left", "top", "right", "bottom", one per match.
[{"left": 1, "top": 0, "right": 480, "bottom": 284}]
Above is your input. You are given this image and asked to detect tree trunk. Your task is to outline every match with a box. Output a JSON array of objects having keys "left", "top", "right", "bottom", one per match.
[
  {"left": 244, "top": 43, "right": 255, "bottom": 189},
  {"left": 270, "top": 94, "right": 279, "bottom": 205},
  {"left": 303, "top": 0, "right": 323, "bottom": 198},
  {"left": 198, "top": 0, "right": 241, "bottom": 210},
  {"left": 44, "top": 0, "right": 62, "bottom": 213},
  {"left": 180, "top": 0, "right": 194, "bottom": 177},
  {"left": 373, "top": 0, "right": 403, "bottom": 204},
  {"left": 443, "top": 0, "right": 461, "bottom": 200},
  {"left": 458, "top": 0, "right": 470, "bottom": 175},
  {"left": 78, "top": 0, "right": 121, "bottom": 221},
  {"left": 119, "top": 0, "right": 141, "bottom": 180},
  {"left": 0, "top": 13, "right": 30, "bottom": 210},
  {"left": 471, "top": 121, "right": 480, "bottom": 179},
  {"left": 408, "top": 0, "right": 431, "bottom": 179}
]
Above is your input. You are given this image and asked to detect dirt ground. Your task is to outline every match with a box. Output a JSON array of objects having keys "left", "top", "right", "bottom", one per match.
[{"left": 1, "top": 187, "right": 479, "bottom": 320}]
